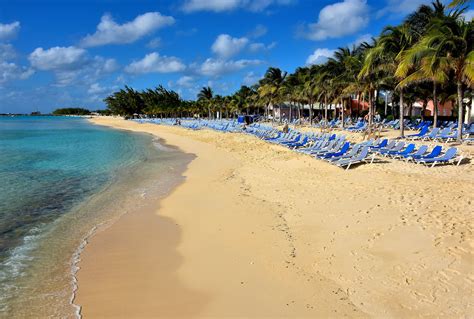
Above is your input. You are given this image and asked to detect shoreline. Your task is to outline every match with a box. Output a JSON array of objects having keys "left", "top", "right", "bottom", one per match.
[
  {"left": 76, "top": 117, "right": 473, "bottom": 318},
  {"left": 0, "top": 117, "right": 192, "bottom": 317}
]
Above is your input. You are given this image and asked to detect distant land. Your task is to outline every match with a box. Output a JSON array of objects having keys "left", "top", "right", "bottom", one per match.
[{"left": 0, "top": 108, "right": 109, "bottom": 116}]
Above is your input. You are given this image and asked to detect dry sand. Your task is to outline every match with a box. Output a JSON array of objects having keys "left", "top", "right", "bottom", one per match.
[{"left": 76, "top": 117, "right": 474, "bottom": 318}]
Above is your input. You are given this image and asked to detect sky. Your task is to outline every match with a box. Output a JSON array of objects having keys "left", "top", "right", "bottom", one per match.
[{"left": 0, "top": 0, "right": 472, "bottom": 113}]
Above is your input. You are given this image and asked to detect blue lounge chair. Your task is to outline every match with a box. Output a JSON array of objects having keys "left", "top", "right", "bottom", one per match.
[
  {"left": 406, "top": 145, "right": 443, "bottom": 162},
  {"left": 378, "top": 142, "right": 405, "bottom": 156},
  {"left": 287, "top": 136, "right": 309, "bottom": 148},
  {"left": 395, "top": 145, "right": 428, "bottom": 160},
  {"left": 327, "top": 143, "right": 364, "bottom": 162},
  {"left": 318, "top": 142, "right": 351, "bottom": 159},
  {"left": 386, "top": 143, "right": 415, "bottom": 158},
  {"left": 370, "top": 139, "right": 389, "bottom": 150},
  {"left": 415, "top": 148, "right": 462, "bottom": 167},
  {"left": 333, "top": 146, "right": 372, "bottom": 170},
  {"left": 308, "top": 140, "right": 340, "bottom": 155},
  {"left": 421, "top": 127, "right": 440, "bottom": 141},
  {"left": 405, "top": 125, "right": 430, "bottom": 140}
]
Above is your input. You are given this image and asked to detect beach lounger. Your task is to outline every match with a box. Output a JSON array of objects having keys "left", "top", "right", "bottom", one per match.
[
  {"left": 378, "top": 142, "right": 405, "bottom": 156},
  {"left": 309, "top": 140, "right": 343, "bottom": 156},
  {"left": 406, "top": 145, "right": 442, "bottom": 162},
  {"left": 317, "top": 142, "right": 351, "bottom": 159},
  {"left": 415, "top": 148, "right": 462, "bottom": 167},
  {"left": 287, "top": 136, "right": 309, "bottom": 148},
  {"left": 333, "top": 146, "right": 372, "bottom": 170},
  {"left": 388, "top": 144, "right": 416, "bottom": 158},
  {"left": 327, "top": 143, "right": 364, "bottom": 162},
  {"left": 394, "top": 145, "right": 428, "bottom": 160},
  {"left": 421, "top": 127, "right": 440, "bottom": 141},
  {"left": 405, "top": 126, "right": 429, "bottom": 140},
  {"left": 370, "top": 139, "right": 389, "bottom": 150}
]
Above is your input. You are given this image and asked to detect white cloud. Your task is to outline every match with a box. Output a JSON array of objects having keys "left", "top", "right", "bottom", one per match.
[
  {"left": 306, "top": 48, "right": 334, "bottom": 65},
  {"left": 351, "top": 33, "right": 373, "bottom": 46},
  {"left": 28, "top": 46, "right": 118, "bottom": 86},
  {"left": 242, "top": 71, "right": 260, "bottom": 85},
  {"left": 0, "top": 21, "right": 20, "bottom": 41},
  {"left": 462, "top": 10, "right": 474, "bottom": 21},
  {"left": 182, "top": 0, "right": 293, "bottom": 13},
  {"left": 0, "top": 44, "right": 16, "bottom": 61},
  {"left": 183, "top": 0, "right": 241, "bottom": 12},
  {"left": 176, "top": 75, "right": 195, "bottom": 87},
  {"left": 0, "top": 62, "right": 34, "bottom": 84},
  {"left": 81, "top": 12, "right": 175, "bottom": 47},
  {"left": 147, "top": 37, "right": 162, "bottom": 49},
  {"left": 248, "top": 24, "right": 268, "bottom": 38},
  {"left": 302, "top": 0, "right": 369, "bottom": 41},
  {"left": 377, "top": 0, "right": 429, "bottom": 18},
  {"left": 212, "top": 34, "right": 249, "bottom": 58},
  {"left": 87, "top": 82, "right": 118, "bottom": 102},
  {"left": 0, "top": 41, "right": 33, "bottom": 85},
  {"left": 29, "top": 46, "right": 88, "bottom": 70},
  {"left": 196, "top": 58, "right": 262, "bottom": 77},
  {"left": 125, "top": 52, "right": 186, "bottom": 74},
  {"left": 88, "top": 83, "right": 107, "bottom": 94},
  {"left": 249, "top": 41, "right": 276, "bottom": 52}
]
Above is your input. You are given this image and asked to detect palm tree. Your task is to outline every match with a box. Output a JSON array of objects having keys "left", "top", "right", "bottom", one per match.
[
  {"left": 361, "top": 25, "right": 414, "bottom": 136},
  {"left": 414, "top": 14, "right": 473, "bottom": 140},
  {"left": 448, "top": 0, "right": 471, "bottom": 8},
  {"left": 396, "top": 42, "right": 450, "bottom": 127},
  {"left": 198, "top": 86, "right": 214, "bottom": 119},
  {"left": 259, "top": 67, "right": 287, "bottom": 121}
]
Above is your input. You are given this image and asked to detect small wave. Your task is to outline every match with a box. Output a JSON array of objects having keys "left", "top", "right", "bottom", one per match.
[
  {"left": 69, "top": 223, "right": 103, "bottom": 319},
  {"left": 0, "top": 226, "right": 45, "bottom": 312},
  {"left": 153, "top": 140, "right": 174, "bottom": 152}
]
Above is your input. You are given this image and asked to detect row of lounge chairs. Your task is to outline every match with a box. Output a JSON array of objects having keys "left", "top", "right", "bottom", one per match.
[
  {"left": 134, "top": 119, "right": 466, "bottom": 169},
  {"left": 373, "top": 140, "right": 463, "bottom": 167},
  {"left": 257, "top": 130, "right": 373, "bottom": 170}
]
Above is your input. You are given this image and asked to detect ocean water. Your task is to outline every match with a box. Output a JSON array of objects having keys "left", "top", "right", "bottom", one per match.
[{"left": 0, "top": 116, "right": 191, "bottom": 317}]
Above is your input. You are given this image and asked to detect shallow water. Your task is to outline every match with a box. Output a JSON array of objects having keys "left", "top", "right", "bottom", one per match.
[{"left": 0, "top": 116, "right": 191, "bottom": 317}]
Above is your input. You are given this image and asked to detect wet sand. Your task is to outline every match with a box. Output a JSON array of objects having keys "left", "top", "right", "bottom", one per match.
[{"left": 76, "top": 117, "right": 474, "bottom": 318}]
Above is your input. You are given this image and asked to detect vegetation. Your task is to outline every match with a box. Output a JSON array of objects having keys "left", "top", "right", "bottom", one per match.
[
  {"left": 104, "top": 1, "right": 473, "bottom": 141},
  {"left": 52, "top": 107, "right": 91, "bottom": 115}
]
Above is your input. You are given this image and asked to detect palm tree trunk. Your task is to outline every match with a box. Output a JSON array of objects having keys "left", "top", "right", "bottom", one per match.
[
  {"left": 324, "top": 95, "right": 328, "bottom": 123},
  {"left": 341, "top": 98, "right": 345, "bottom": 128},
  {"left": 289, "top": 101, "right": 292, "bottom": 124},
  {"left": 456, "top": 81, "right": 464, "bottom": 142},
  {"left": 433, "top": 82, "right": 438, "bottom": 128},
  {"left": 399, "top": 87, "right": 404, "bottom": 137},
  {"left": 368, "top": 90, "right": 373, "bottom": 126},
  {"left": 309, "top": 100, "right": 313, "bottom": 125},
  {"left": 297, "top": 102, "right": 301, "bottom": 123},
  {"left": 464, "top": 96, "right": 472, "bottom": 124},
  {"left": 421, "top": 100, "right": 427, "bottom": 122}
]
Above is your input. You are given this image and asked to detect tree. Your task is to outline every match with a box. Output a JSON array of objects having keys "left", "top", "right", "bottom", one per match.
[
  {"left": 414, "top": 13, "right": 473, "bottom": 140},
  {"left": 259, "top": 67, "right": 287, "bottom": 121},
  {"left": 361, "top": 24, "right": 415, "bottom": 136},
  {"left": 198, "top": 87, "right": 214, "bottom": 119}
]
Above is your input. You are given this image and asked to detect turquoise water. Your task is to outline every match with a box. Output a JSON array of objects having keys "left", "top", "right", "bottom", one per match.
[
  {"left": 0, "top": 116, "right": 190, "bottom": 317},
  {"left": 0, "top": 116, "right": 145, "bottom": 262}
]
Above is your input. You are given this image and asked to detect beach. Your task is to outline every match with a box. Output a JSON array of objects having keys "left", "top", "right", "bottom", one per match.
[{"left": 76, "top": 117, "right": 474, "bottom": 318}]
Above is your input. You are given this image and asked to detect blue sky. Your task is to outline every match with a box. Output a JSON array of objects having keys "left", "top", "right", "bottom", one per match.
[{"left": 0, "top": 0, "right": 470, "bottom": 113}]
